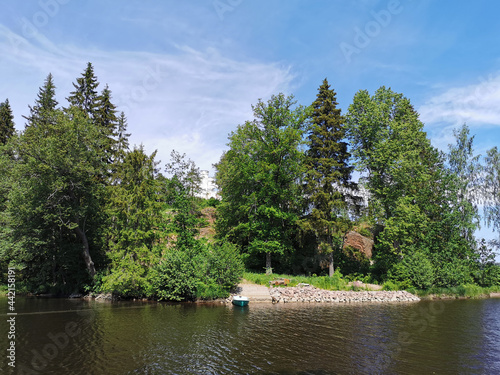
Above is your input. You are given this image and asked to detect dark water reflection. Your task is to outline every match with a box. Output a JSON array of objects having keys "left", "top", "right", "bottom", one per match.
[{"left": 1, "top": 297, "right": 499, "bottom": 374}]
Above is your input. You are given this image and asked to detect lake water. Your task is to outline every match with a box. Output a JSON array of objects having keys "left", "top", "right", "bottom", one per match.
[{"left": 1, "top": 296, "right": 499, "bottom": 374}]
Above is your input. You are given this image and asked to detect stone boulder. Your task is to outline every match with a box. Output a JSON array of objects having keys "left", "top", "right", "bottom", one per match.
[{"left": 343, "top": 231, "right": 374, "bottom": 259}]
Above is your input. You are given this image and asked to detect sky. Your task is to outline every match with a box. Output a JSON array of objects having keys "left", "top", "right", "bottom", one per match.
[{"left": 1, "top": 0, "right": 500, "bottom": 246}]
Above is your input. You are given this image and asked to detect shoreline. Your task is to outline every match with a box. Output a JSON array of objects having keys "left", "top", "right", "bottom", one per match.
[
  {"left": 267, "top": 285, "right": 420, "bottom": 303},
  {"left": 1, "top": 288, "right": 499, "bottom": 302}
]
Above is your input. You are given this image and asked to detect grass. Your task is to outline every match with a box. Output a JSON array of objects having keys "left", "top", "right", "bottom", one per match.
[
  {"left": 243, "top": 271, "right": 355, "bottom": 291},
  {"left": 243, "top": 272, "right": 500, "bottom": 298},
  {"left": 412, "top": 284, "right": 500, "bottom": 299}
]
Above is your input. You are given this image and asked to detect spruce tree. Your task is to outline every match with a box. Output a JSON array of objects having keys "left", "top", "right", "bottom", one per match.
[
  {"left": 67, "top": 62, "right": 99, "bottom": 118},
  {"left": 115, "top": 112, "right": 131, "bottom": 163},
  {"left": 0, "top": 99, "right": 15, "bottom": 145},
  {"left": 95, "top": 84, "right": 119, "bottom": 162},
  {"left": 24, "top": 73, "right": 58, "bottom": 128},
  {"left": 303, "top": 79, "right": 358, "bottom": 276}
]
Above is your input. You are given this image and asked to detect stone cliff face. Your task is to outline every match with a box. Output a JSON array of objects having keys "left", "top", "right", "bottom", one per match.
[{"left": 343, "top": 231, "right": 374, "bottom": 259}]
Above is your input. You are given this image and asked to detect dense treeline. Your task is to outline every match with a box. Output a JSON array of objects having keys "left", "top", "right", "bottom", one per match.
[
  {"left": 0, "top": 63, "right": 243, "bottom": 300},
  {"left": 216, "top": 80, "right": 500, "bottom": 289},
  {"left": 0, "top": 66, "right": 499, "bottom": 298}
]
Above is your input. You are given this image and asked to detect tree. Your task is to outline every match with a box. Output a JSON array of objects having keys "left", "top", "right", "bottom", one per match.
[
  {"left": 345, "top": 88, "right": 483, "bottom": 287},
  {"left": 216, "top": 93, "right": 309, "bottom": 274},
  {"left": 102, "top": 146, "right": 163, "bottom": 296},
  {"left": 164, "top": 150, "right": 202, "bottom": 250},
  {"left": 0, "top": 99, "right": 15, "bottom": 145},
  {"left": 10, "top": 108, "right": 108, "bottom": 284},
  {"left": 302, "top": 79, "right": 360, "bottom": 276},
  {"left": 484, "top": 146, "right": 500, "bottom": 247},
  {"left": 95, "top": 84, "right": 119, "bottom": 163},
  {"left": 115, "top": 112, "right": 131, "bottom": 164},
  {"left": 345, "top": 87, "right": 440, "bottom": 222},
  {"left": 446, "top": 124, "right": 481, "bottom": 247},
  {"left": 165, "top": 150, "right": 202, "bottom": 199},
  {"left": 67, "top": 62, "right": 99, "bottom": 118},
  {"left": 24, "top": 73, "right": 58, "bottom": 128}
]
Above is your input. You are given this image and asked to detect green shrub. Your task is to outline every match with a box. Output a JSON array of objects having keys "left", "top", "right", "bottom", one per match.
[
  {"left": 148, "top": 241, "right": 244, "bottom": 301},
  {"left": 475, "top": 263, "right": 500, "bottom": 287},
  {"left": 148, "top": 249, "right": 200, "bottom": 301},
  {"left": 434, "top": 259, "right": 474, "bottom": 287},
  {"left": 204, "top": 241, "right": 244, "bottom": 292},
  {"left": 196, "top": 282, "right": 228, "bottom": 300},
  {"left": 389, "top": 251, "right": 434, "bottom": 290},
  {"left": 382, "top": 280, "right": 402, "bottom": 291}
]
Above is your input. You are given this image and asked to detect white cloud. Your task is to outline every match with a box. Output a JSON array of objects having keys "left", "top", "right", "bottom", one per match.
[
  {"left": 419, "top": 73, "right": 500, "bottom": 128},
  {"left": 0, "top": 25, "right": 295, "bottom": 173}
]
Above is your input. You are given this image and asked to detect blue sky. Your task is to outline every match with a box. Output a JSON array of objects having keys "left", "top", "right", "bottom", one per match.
[{"left": 1, "top": 0, "right": 500, "bottom": 246}]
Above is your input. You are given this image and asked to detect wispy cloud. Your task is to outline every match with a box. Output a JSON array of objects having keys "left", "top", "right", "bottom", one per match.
[
  {"left": 419, "top": 73, "right": 500, "bottom": 128},
  {"left": 0, "top": 25, "right": 295, "bottom": 171}
]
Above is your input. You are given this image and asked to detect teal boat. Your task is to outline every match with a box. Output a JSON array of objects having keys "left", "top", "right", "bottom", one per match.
[{"left": 232, "top": 295, "right": 249, "bottom": 307}]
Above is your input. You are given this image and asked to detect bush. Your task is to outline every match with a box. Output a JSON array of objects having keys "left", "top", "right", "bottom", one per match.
[
  {"left": 382, "top": 280, "right": 403, "bottom": 291},
  {"left": 389, "top": 251, "right": 435, "bottom": 290},
  {"left": 148, "top": 241, "right": 244, "bottom": 301},
  {"left": 195, "top": 282, "right": 228, "bottom": 300},
  {"left": 434, "top": 258, "right": 474, "bottom": 287},
  {"left": 204, "top": 241, "right": 244, "bottom": 292},
  {"left": 475, "top": 263, "right": 500, "bottom": 287},
  {"left": 148, "top": 249, "right": 200, "bottom": 301}
]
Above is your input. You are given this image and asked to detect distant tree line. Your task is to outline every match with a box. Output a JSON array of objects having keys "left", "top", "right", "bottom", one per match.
[{"left": 0, "top": 66, "right": 499, "bottom": 297}]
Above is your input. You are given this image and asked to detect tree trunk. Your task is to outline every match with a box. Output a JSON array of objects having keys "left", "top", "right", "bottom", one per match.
[
  {"left": 329, "top": 252, "right": 334, "bottom": 277},
  {"left": 75, "top": 226, "right": 96, "bottom": 278},
  {"left": 265, "top": 252, "right": 272, "bottom": 275}
]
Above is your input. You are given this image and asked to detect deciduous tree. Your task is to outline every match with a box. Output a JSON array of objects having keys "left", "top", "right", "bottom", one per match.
[{"left": 216, "top": 93, "right": 309, "bottom": 274}]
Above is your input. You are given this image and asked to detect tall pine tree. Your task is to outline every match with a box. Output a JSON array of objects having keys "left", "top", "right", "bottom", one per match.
[
  {"left": 303, "top": 79, "right": 359, "bottom": 276},
  {"left": 115, "top": 112, "right": 130, "bottom": 163},
  {"left": 24, "top": 73, "right": 58, "bottom": 128},
  {"left": 95, "top": 84, "right": 119, "bottom": 163},
  {"left": 0, "top": 99, "right": 15, "bottom": 145},
  {"left": 67, "top": 62, "right": 99, "bottom": 119}
]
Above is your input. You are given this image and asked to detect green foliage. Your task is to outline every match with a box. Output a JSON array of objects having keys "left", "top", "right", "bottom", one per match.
[
  {"left": 243, "top": 270, "right": 347, "bottom": 290},
  {"left": 0, "top": 99, "right": 15, "bottom": 145},
  {"left": 301, "top": 79, "right": 360, "bottom": 276},
  {"left": 24, "top": 73, "right": 58, "bottom": 128},
  {"left": 148, "top": 241, "right": 244, "bottom": 301},
  {"left": 149, "top": 249, "right": 200, "bottom": 301},
  {"left": 484, "top": 146, "right": 500, "bottom": 244},
  {"left": 388, "top": 251, "right": 435, "bottom": 290},
  {"left": 204, "top": 241, "right": 245, "bottom": 292},
  {"left": 2, "top": 66, "right": 497, "bottom": 296},
  {"left": 334, "top": 245, "right": 371, "bottom": 276},
  {"left": 382, "top": 280, "right": 403, "bottom": 291},
  {"left": 67, "top": 62, "right": 99, "bottom": 118},
  {"left": 165, "top": 150, "right": 202, "bottom": 198},
  {"left": 8, "top": 107, "right": 108, "bottom": 284},
  {"left": 215, "top": 93, "right": 309, "bottom": 273},
  {"left": 433, "top": 258, "right": 474, "bottom": 287}
]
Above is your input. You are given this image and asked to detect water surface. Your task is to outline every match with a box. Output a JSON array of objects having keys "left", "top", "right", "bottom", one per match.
[{"left": 1, "top": 297, "right": 499, "bottom": 374}]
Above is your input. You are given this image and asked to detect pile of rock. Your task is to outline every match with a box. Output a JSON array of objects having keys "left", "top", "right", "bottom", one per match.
[{"left": 269, "top": 286, "right": 420, "bottom": 303}]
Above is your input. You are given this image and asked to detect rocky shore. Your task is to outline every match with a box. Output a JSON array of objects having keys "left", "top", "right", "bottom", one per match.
[{"left": 268, "top": 286, "right": 420, "bottom": 303}]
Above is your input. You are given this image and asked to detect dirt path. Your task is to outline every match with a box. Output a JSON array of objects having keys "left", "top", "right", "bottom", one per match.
[{"left": 233, "top": 280, "right": 272, "bottom": 302}]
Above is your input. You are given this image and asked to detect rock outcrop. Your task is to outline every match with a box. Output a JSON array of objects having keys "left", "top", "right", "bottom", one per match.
[{"left": 343, "top": 231, "right": 374, "bottom": 259}]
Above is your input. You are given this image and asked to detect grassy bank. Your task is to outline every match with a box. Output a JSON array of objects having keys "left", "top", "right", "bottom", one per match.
[
  {"left": 243, "top": 272, "right": 500, "bottom": 299},
  {"left": 243, "top": 271, "right": 350, "bottom": 291},
  {"left": 412, "top": 284, "right": 500, "bottom": 300}
]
